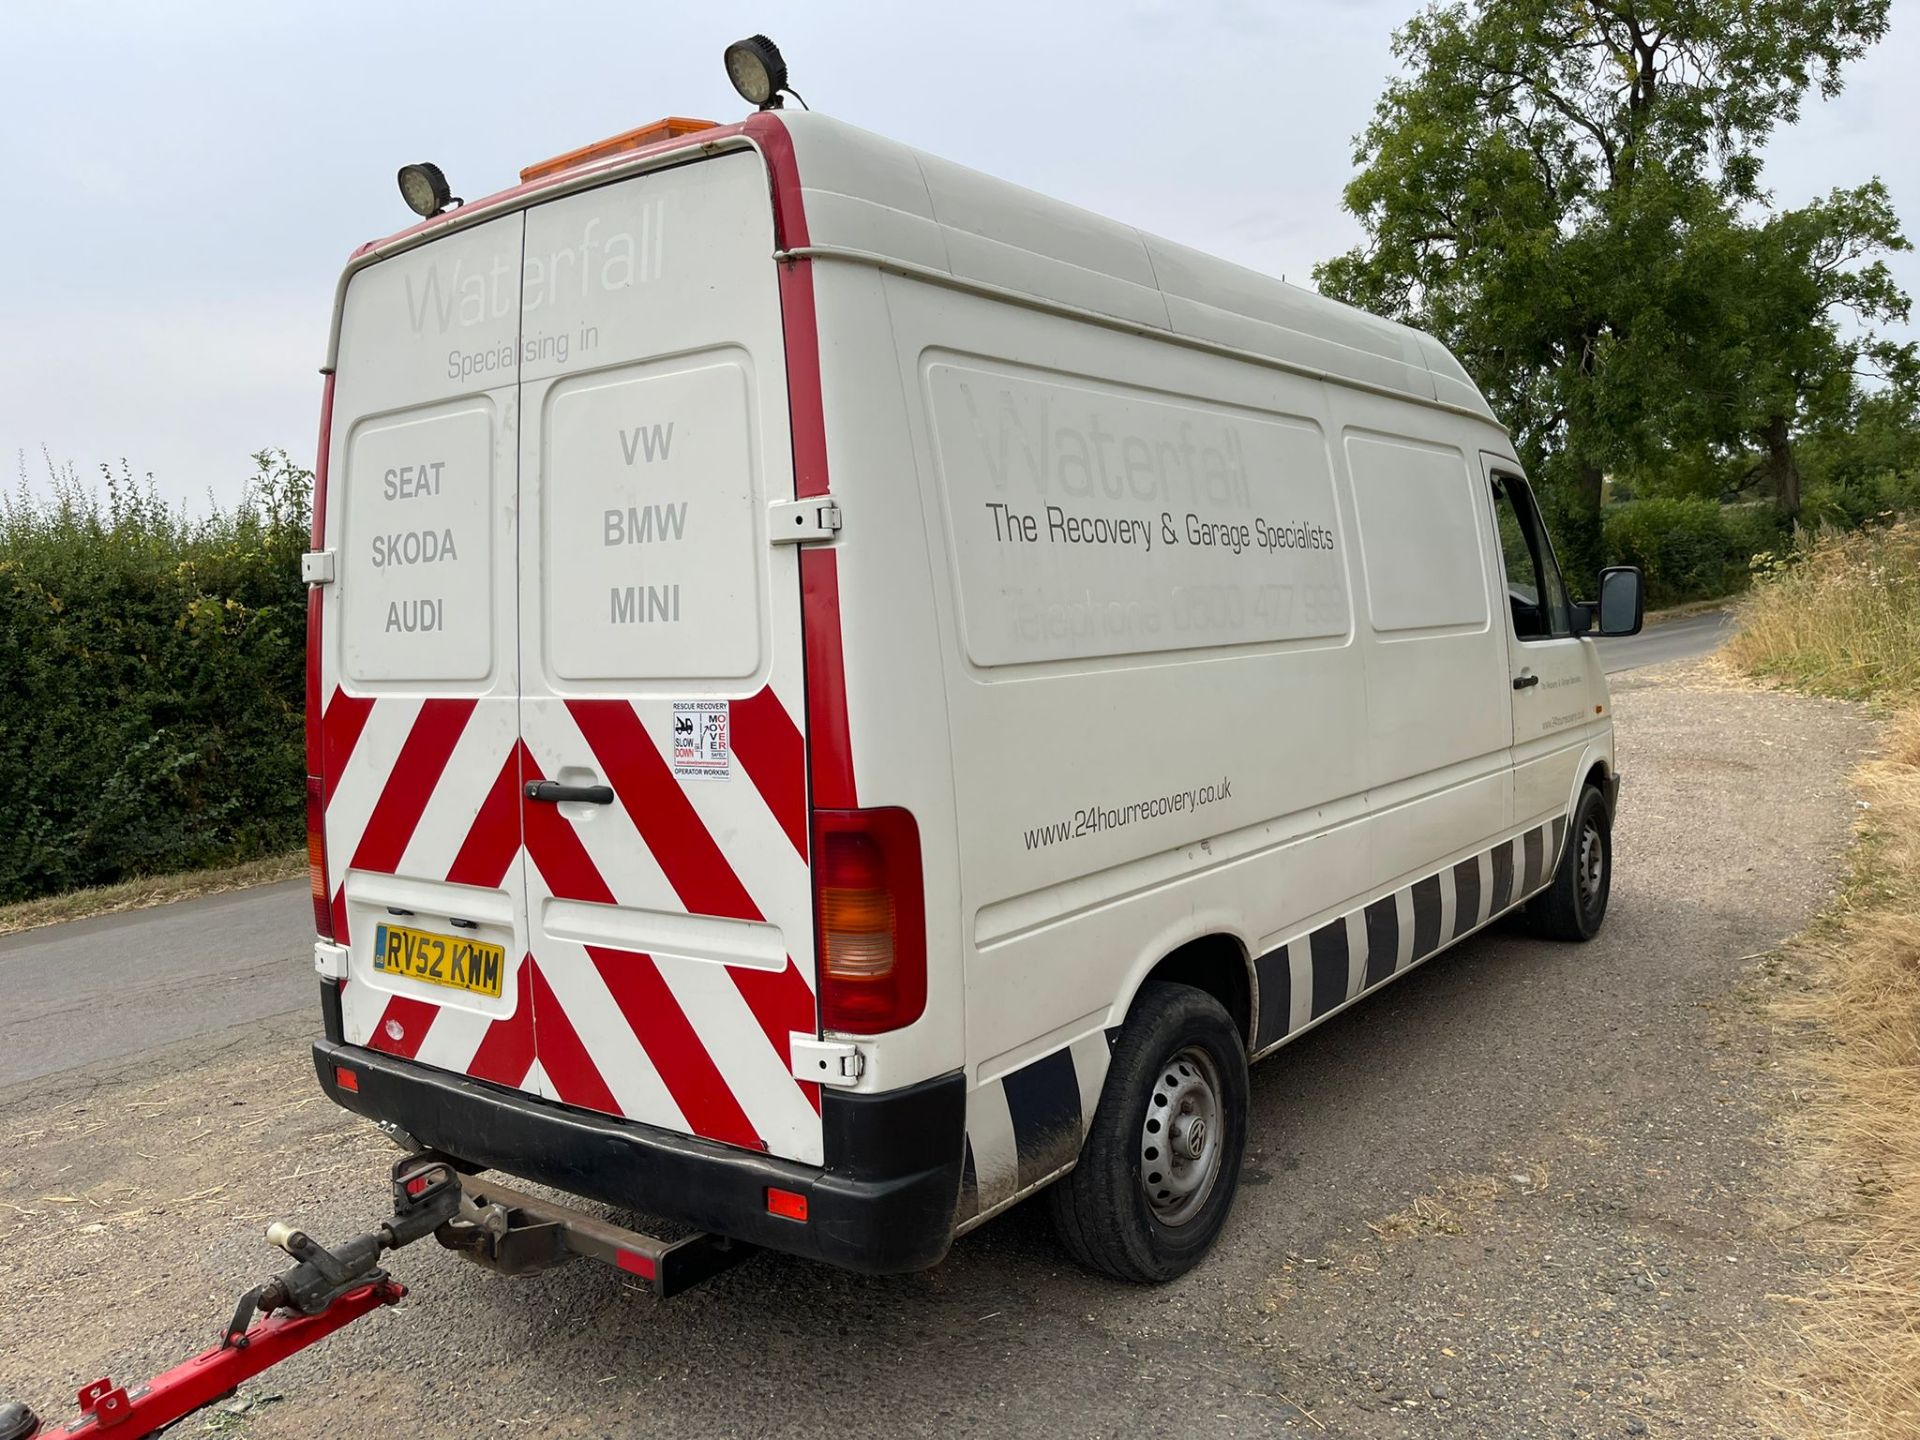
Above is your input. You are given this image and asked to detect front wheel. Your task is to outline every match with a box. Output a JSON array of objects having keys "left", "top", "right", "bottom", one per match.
[
  {"left": 1529, "top": 783, "right": 1612, "bottom": 941},
  {"left": 1047, "top": 982, "right": 1248, "bottom": 1283}
]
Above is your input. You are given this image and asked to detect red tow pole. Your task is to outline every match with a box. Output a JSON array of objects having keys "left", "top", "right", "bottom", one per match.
[
  {"left": 41, "top": 1282, "right": 404, "bottom": 1438},
  {"left": 0, "top": 1155, "right": 464, "bottom": 1440},
  {"left": 0, "top": 1148, "right": 751, "bottom": 1438}
]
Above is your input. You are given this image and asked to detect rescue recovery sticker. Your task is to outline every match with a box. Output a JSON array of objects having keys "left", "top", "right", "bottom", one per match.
[{"left": 671, "top": 700, "right": 731, "bottom": 780}]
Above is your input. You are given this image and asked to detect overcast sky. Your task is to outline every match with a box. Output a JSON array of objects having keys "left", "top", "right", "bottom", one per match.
[{"left": 3, "top": 1, "right": 1915, "bottom": 510}]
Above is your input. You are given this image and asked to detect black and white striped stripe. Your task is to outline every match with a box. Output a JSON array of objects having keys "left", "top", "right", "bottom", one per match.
[
  {"left": 951, "top": 815, "right": 1567, "bottom": 1232},
  {"left": 956, "top": 1029, "right": 1111, "bottom": 1231},
  {"left": 1250, "top": 814, "right": 1564, "bottom": 1056}
]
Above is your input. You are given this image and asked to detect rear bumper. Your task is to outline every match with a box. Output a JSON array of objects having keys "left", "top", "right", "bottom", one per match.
[{"left": 312, "top": 1037, "right": 966, "bottom": 1275}]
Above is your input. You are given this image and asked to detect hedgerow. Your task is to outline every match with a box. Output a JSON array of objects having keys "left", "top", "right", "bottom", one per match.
[
  {"left": 1601, "top": 497, "right": 1785, "bottom": 608},
  {"left": 0, "top": 453, "right": 309, "bottom": 903}
]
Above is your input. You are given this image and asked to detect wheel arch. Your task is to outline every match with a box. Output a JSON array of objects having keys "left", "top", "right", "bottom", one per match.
[
  {"left": 1564, "top": 733, "right": 1618, "bottom": 820},
  {"left": 1582, "top": 757, "right": 1613, "bottom": 801},
  {"left": 1558, "top": 741, "right": 1618, "bottom": 871},
  {"left": 1114, "top": 930, "right": 1256, "bottom": 1053}
]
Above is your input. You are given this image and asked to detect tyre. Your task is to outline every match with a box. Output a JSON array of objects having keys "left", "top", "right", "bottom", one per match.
[
  {"left": 1528, "top": 783, "right": 1612, "bottom": 941},
  {"left": 1048, "top": 981, "right": 1249, "bottom": 1283}
]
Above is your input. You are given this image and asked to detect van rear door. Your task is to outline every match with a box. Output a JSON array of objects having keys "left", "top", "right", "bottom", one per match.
[
  {"left": 513, "top": 153, "right": 823, "bottom": 1164},
  {"left": 323, "top": 212, "right": 530, "bottom": 1079}
]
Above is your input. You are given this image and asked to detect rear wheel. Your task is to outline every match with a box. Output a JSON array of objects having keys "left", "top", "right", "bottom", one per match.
[
  {"left": 1529, "top": 783, "right": 1612, "bottom": 941},
  {"left": 1048, "top": 982, "right": 1248, "bottom": 1283}
]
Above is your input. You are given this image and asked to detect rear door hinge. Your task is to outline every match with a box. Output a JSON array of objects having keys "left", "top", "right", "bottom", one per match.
[
  {"left": 768, "top": 498, "right": 842, "bottom": 545},
  {"left": 302, "top": 549, "right": 337, "bottom": 586},
  {"left": 790, "top": 1035, "right": 866, "bottom": 1088}
]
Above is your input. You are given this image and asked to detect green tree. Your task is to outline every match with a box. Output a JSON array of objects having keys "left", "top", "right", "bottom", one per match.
[
  {"left": 1801, "top": 384, "right": 1920, "bottom": 490},
  {"left": 1315, "top": 0, "right": 1893, "bottom": 557},
  {"left": 1726, "top": 184, "right": 1914, "bottom": 514},
  {"left": 1616, "top": 185, "right": 1915, "bottom": 514}
]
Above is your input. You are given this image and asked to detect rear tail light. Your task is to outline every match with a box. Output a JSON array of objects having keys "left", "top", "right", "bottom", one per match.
[
  {"left": 307, "top": 775, "right": 334, "bottom": 939},
  {"left": 813, "top": 808, "right": 926, "bottom": 1034}
]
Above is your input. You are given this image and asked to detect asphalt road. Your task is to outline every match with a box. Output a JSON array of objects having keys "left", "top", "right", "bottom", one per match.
[
  {"left": 0, "top": 660, "right": 1875, "bottom": 1438},
  {"left": 1594, "top": 607, "right": 1733, "bottom": 673},
  {"left": 0, "top": 880, "right": 313, "bottom": 1088},
  {"left": 0, "top": 611, "right": 1726, "bottom": 1094}
]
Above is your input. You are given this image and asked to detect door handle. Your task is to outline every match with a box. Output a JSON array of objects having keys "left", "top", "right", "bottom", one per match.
[
  {"left": 1512, "top": 673, "right": 1540, "bottom": 690},
  {"left": 524, "top": 780, "right": 615, "bottom": 805}
]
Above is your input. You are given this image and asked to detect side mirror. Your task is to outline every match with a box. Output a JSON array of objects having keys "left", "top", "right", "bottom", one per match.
[{"left": 1595, "top": 566, "right": 1644, "bottom": 637}]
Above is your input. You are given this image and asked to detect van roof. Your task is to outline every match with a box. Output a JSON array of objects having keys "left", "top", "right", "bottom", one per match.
[
  {"left": 774, "top": 111, "right": 1494, "bottom": 422},
  {"left": 334, "top": 111, "right": 1494, "bottom": 423}
]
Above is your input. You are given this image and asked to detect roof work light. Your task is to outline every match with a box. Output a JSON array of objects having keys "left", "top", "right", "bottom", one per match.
[
  {"left": 396, "top": 162, "right": 457, "bottom": 218},
  {"left": 723, "top": 35, "right": 793, "bottom": 110}
]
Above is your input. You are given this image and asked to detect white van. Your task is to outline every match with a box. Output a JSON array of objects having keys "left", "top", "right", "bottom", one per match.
[{"left": 305, "top": 95, "right": 1642, "bottom": 1284}]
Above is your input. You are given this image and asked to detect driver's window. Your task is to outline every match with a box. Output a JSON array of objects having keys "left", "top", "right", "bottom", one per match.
[{"left": 1490, "top": 474, "right": 1573, "bottom": 641}]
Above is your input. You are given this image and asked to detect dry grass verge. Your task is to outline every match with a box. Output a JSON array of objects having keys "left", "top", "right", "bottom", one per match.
[
  {"left": 1725, "top": 518, "right": 1920, "bottom": 701},
  {"left": 1731, "top": 519, "right": 1920, "bottom": 1437},
  {"left": 0, "top": 851, "right": 304, "bottom": 937},
  {"left": 1771, "top": 711, "right": 1920, "bottom": 1435}
]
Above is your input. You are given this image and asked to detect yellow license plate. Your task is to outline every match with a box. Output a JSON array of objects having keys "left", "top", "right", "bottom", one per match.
[{"left": 372, "top": 922, "right": 505, "bottom": 999}]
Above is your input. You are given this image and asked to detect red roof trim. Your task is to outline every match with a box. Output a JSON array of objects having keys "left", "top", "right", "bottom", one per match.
[{"left": 743, "top": 113, "right": 856, "bottom": 809}]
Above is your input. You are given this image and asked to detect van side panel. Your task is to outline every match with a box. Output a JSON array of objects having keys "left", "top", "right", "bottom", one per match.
[
  {"left": 1334, "top": 391, "right": 1514, "bottom": 889},
  {"left": 864, "top": 275, "right": 1375, "bottom": 1216},
  {"left": 826, "top": 277, "right": 1532, "bottom": 1229}
]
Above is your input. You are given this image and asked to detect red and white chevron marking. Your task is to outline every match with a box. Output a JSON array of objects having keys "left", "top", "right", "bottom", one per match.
[{"left": 317, "top": 682, "right": 822, "bottom": 1163}]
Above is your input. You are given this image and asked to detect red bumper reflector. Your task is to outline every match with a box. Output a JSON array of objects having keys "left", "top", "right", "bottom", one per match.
[
  {"left": 766, "top": 1187, "right": 808, "bottom": 1222},
  {"left": 615, "top": 1248, "right": 657, "bottom": 1281},
  {"left": 334, "top": 1066, "right": 358, "bottom": 1093},
  {"left": 404, "top": 1174, "right": 429, "bottom": 1197}
]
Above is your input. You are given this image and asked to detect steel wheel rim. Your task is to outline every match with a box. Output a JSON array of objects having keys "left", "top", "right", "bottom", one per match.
[
  {"left": 1139, "top": 1045, "right": 1224, "bottom": 1226},
  {"left": 1577, "top": 817, "right": 1605, "bottom": 911}
]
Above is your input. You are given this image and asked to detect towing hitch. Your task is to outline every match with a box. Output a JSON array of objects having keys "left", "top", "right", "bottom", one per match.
[
  {"left": 224, "top": 1150, "right": 463, "bottom": 1343},
  {"left": 1, "top": 1151, "right": 756, "bottom": 1439},
  {"left": 437, "top": 1170, "right": 755, "bottom": 1296}
]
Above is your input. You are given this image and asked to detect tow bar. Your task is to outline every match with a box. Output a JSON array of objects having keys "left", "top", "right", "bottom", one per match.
[{"left": 0, "top": 1151, "right": 755, "bottom": 1439}]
